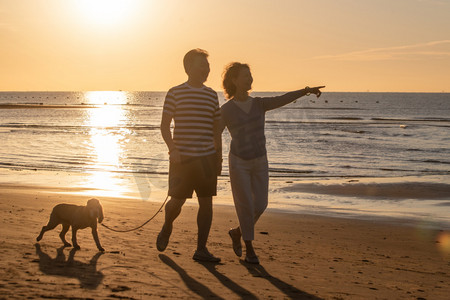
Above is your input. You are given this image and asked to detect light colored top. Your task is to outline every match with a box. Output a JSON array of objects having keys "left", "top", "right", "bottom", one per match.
[
  {"left": 221, "top": 94, "right": 299, "bottom": 160},
  {"left": 162, "top": 82, "right": 221, "bottom": 156},
  {"left": 232, "top": 97, "right": 253, "bottom": 114}
]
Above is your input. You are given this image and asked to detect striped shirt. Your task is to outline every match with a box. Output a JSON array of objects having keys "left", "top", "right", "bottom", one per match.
[{"left": 162, "top": 82, "right": 221, "bottom": 157}]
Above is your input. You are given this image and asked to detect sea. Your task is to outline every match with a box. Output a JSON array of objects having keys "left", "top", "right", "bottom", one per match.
[{"left": 1, "top": 91, "right": 449, "bottom": 228}]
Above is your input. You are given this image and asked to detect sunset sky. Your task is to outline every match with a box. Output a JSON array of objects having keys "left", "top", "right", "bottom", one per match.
[{"left": 1, "top": 0, "right": 450, "bottom": 92}]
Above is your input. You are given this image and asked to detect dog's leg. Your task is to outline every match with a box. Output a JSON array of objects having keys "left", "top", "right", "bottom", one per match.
[
  {"left": 59, "top": 223, "right": 72, "bottom": 247},
  {"left": 71, "top": 227, "right": 81, "bottom": 250},
  {"left": 91, "top": 227, "right": 105, "bottom": 252},
  {"left": 36, "top": 214, "right": 60, "bottom": 242}
]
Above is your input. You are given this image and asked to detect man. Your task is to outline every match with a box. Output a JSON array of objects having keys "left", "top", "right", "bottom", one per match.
[{"left": 157, "top": 49, "right": 222, "bottom": 262}]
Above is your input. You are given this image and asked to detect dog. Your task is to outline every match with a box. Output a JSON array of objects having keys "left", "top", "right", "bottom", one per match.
[{"left": 37, "top": 198, "right": 105, "bottom": 251}]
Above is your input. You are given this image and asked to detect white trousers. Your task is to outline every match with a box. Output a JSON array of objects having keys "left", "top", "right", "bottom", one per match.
[{"left": 229, "top": 153, "right": 269, "bottom": 241}]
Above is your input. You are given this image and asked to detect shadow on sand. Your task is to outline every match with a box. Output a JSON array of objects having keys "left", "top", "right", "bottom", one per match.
[
  {"left": 158, "top": 254, "right": 225, "bottom": 299},
  {"left": 239, "top": 260, "right": 323, "bottom": 299},
  {"left": 34, "top": 243, "right": 104, "bottom": 289},
  {"left": 158, "top": 254, "right": 321, "bottom": 299},
  {"left": 197, "top": 259, "right": 258, "bottom": 299}
]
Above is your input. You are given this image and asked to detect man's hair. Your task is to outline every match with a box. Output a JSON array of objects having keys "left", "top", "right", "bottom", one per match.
[
  {"left": 183, "top": 48, "right": 209, "bottom": 74},
  {"left": 222, "top": 62, "right": 250, "bottom": 99}
]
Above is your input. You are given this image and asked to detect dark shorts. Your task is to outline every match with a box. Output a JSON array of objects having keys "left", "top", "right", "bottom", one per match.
[{"left": 168, "top": 153, "right": 218, "bottom": 199}]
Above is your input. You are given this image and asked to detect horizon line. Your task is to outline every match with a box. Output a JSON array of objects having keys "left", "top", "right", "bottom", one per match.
[{"left": 0, "top": 90, "right": 448, "bottom": 94}]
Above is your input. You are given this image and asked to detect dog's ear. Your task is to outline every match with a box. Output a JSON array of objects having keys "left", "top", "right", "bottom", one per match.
[
  {"left": 87, "top": 198, "right": 104, "bottom": 223},
  {"left": 97, "top": 203, "right": 104, "bottom": 223}
]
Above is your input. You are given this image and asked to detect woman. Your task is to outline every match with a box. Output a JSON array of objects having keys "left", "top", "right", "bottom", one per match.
[{"left": 220, "top": 62, "right": 324, "bottom": 264}]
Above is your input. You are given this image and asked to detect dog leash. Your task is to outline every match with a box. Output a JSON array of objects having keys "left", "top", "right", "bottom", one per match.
[{"left": 100, "top": 195, "right": 169, "bottom": 233}]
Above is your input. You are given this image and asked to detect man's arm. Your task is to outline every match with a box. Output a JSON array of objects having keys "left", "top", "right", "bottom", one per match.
[
  {"left": 213, "top": 118, "right": 224, "bottom": 175},
  {"left": 160, "top": 113, "right": 181, "bottom": 163}
]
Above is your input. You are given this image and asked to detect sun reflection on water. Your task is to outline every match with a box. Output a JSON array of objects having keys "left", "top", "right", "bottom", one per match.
[{"left": 83, "top": 91, "right": 132, "bottom": 197}]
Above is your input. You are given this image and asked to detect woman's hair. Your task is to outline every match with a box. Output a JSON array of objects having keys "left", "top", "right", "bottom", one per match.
[
  {"left": 183, "top": 48, "right": 209, "bottom": 74},
  {"left": 222, "top": 62, "right": 250, "bottom": 99}
]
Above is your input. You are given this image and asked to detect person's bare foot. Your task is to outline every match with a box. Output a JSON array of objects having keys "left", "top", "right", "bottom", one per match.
[{"left": 228, "top": 228, "right": 242, "bottom": 257}]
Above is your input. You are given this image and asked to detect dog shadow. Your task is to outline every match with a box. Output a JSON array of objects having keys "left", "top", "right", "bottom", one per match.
[
  {"left": 34, "top": 244, "right": 104, "bottom": 289},
  {"left": 239, "top": 260, "right": 323, "bottom": 300}
]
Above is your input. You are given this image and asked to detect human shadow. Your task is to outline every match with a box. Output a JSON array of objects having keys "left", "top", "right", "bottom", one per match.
[
  {"left": 158, "top": 254, "right": 224, "bottom": 300},
  {"left": 34, "top": 243, "right": 104, "bottom": 289},
  {"left": 197, "top": 260, "right": 258, "bottom": 299},
  {"left": 240, "top": 261, "right": 323, "bottom": 300}
]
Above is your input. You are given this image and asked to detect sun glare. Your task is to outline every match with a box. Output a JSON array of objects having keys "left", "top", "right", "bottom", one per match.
[
  {"left": 81, "top": 91, "right": 132, "bottom": 197},
  {"left": 85, "top": 91, "right": 128, "bottom": 105},
  {"left": 75, "top": 0, "right": 138, "bottom": 27}
]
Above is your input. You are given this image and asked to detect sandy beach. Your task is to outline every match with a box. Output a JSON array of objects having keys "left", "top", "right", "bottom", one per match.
[
  {"left": 2, "top": 0, "right": 450, "bottom": 298},
  {"left": 0, "top": 182, "right": 449, "bottom": 300}
]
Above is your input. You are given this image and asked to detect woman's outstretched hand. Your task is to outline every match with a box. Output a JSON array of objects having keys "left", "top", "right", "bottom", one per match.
[{"left": 307, "top": 86, "right": 326, "bottom": 98}]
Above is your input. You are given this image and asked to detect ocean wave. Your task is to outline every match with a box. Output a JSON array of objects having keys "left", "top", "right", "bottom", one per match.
[
  {"left": 269, "top": 167, "right": 314, "bottom": 174},
  {"left": 327, "top": 117, "right": 365, "bottom": 120},
  {"left": 406, "top": 148, "right": 423, "bottom": 152},
  {"left": 0, "top": 103, "right": 99, "bottom": 109},
  {"left": 0, "top": 162, "right": 170, "bottom": 176},
  {"left": 409, "top": 159, "right": 450, "bottom": 165},
  {"left": 0, "top": 103, "right": 161, "bottom": 109},
  {"left": 372, "top": 117, "right": 450, "bottom": 122},
  {"left": 277, "top": 182, "right": 450, "bottom": 200},
  {"left": 284, "top": 107, "right": 363, "bottom": 110},
  {"left": 0, "top": 124, "right": 160, "bottom": 131}
]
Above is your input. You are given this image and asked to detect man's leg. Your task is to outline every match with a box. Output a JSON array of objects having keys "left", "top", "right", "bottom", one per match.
[
  {"left": 196, "top": 196, "right": 212, "bottom": 251},
  {"left": 156, "top": 197, "right": 186, "bottom": 251},
  {"left": 192, "top": 196, "right": 220, "bottom": 262}
]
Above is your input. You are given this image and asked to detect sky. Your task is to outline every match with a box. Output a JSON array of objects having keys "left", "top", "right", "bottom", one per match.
[{"left": 1, "top": 0, "right": 450, "bottom": 92}]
